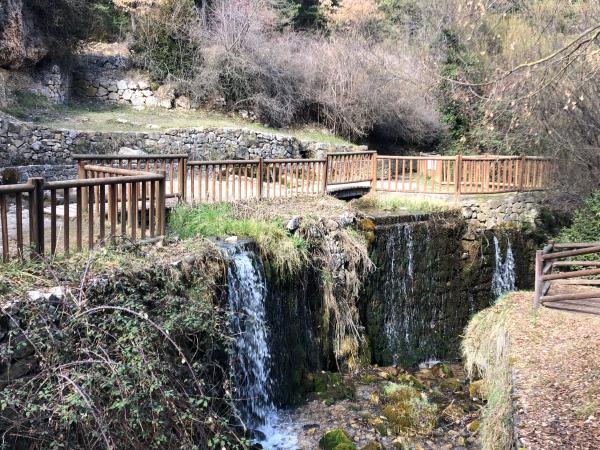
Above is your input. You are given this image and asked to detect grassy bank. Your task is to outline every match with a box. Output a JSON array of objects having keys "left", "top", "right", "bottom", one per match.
[
  {"left": 462, "top": 295, "right": 516, "bottom": 450},
  {"left": 1, "top": 99, "right": 353, "bottom": 145}
]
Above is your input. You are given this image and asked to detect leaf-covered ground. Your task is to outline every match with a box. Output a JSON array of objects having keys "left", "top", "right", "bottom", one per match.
[{"left": 508, "top": 291, "right": 600, "bottom": 449}]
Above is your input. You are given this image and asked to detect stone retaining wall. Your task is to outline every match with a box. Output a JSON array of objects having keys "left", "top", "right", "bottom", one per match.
[
  {"left": 461, "top": 192, "right": 545, "bottom": 232},
  {"left": 0, "top": 114, "right": 364, "bottom": 181}
]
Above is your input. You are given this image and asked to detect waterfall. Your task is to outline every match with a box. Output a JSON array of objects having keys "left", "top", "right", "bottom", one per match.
[
  {"left": 383, "top": 223, "right": 418, "bottom": 365},
  {"left": 225, "top": 244, "right": 298, "bottom": 449},
  {"left": 491, "top": 236, "right": 516, "bottom": 297}
]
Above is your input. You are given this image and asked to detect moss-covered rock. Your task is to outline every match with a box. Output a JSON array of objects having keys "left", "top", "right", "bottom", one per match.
[
  {"left": 319, "top": 429, "right": 356, "bottom": 450},
  {"left": 468, "top": 379, "right": 484, "bottom": 399},
  {"left": 305, "top": 371, "right": 356, "bottom": 404},
  {"left": 382, "top": 392, "right": 438, "bottom": 434},
  {"left": 467, "top": 419, "right": 481, "bottom": 433}
]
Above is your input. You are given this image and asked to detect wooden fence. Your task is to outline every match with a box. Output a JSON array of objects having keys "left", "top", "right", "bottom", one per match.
[
  {"left": 2, "top": 151, "right": 554, "bottom": 262},
  {"left": 0, "top": 170, "right": 166, "bottom": 261},
  {"left": 376, "top": 155, "right": 551, "bottom": 194},
  {"left": 533, "top": 242, "right": 600, "bottom": 308},
  {"left": 74, "top": 154, "right": 186, "bottom": 200}
]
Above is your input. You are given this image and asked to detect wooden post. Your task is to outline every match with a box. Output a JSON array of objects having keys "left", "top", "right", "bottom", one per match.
[
  {"left": 518, "top": 155, "right": 526, "bottom": 191},
  {"left": 178, "top": 156, "right": 187, "bottom": 202},
  {"left": 257, "top": 158, "right": 264, "bottom": 199},
  {"left": 157, "top": 169, "right": 167, "bottom": 236},
  {"left": 371, "top": 153, "right": 378, "bottom": 190},
  {"left": 454, "top": 155, "right": 463, "bottom": 197},
  {"left": 78, "top": 160, "right": 88, "bottom": 213},
  {"left": 321, "top": 157, "right": 329, "bottom": 194},
  {"left": 30, "top": 177, "right": 45, "bottom": 257},
  {"left": 533, "top": 249, "right": 543, "bottom": 309}
]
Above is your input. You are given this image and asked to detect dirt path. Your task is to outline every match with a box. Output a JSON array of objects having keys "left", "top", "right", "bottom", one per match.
[{"left": 508, "top": 292, "right": 600, "bottom": 449}]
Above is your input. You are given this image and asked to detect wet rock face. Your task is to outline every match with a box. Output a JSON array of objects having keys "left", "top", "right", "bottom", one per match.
[
  {"left": 0, "top": 0, "right": 48, "bottom": 69},
  {"left": 362, "top": 214, "right": 535, "bottom": 367}
]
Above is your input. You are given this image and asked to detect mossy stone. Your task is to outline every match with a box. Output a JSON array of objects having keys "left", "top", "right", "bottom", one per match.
[
  {"left": 319, "top": 429, "right": 356, "bottom": 450},
  {"left": 468, "top": 380, "right": 484, "bottom": 398},
  {"left": 467, "top": 419, "right": 481, "bottom": 433}
]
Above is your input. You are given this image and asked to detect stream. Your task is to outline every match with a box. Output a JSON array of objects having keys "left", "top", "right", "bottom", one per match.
[{"left": 223, "top": 218, "right": 519, "bottom": 449}]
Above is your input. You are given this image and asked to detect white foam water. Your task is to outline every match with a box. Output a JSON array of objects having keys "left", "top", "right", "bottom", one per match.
[
  {"left": 225, "top": 245, "right": 298, "bottom": 449},
  {"left": 491, "top": 235, "right": 516, "bottom": 297}
]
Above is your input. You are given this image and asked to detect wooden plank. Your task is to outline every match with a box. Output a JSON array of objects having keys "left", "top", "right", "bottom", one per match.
[
  {"left": 16, "top": 192, "right": 23, "bottom": 257},
  {"left": 0, "top": 194, "right": 8, "bottom": 262},
  {"left": 543, "top": 245, "right": 600, "bottom": 260},
  {"left": 50, "top": 189, "right": 56, "bottom": 256},
  {"left": 76, "top": 187, "right": 82, "bottom": 251},
  {"left": 552, "top": 261, "right": 600, "bottom": 267},
  {"left": 88, "top": 185, "right": 94, "bottom": 250},
  {"left": 63, "top": 189, "right": 70, "bottom": 255},
  {"left": 541, "top": 290, "right": 600, "bottom": 303},
  {"left": 542, "top": 267, "right": 600, "bottom": 281},
  {"left": 99, "top": 184, "right": 106, "bottom": 243}
]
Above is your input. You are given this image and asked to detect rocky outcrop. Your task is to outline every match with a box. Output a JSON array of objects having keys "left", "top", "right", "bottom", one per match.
[{"left": 0, "top": 0, "right": 48, "bottom": 69}]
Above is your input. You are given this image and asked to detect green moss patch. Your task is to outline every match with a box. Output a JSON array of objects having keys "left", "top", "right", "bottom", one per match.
[{"left": 319, "top": 429, "right": 356, "bottom": 450}]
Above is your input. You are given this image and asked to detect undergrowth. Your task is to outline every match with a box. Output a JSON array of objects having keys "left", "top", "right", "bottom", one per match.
[
  {"left": 462, "top": 295, "right": 516, "bottom": 450},
  {"left": 169, "top": 203, "right": 308, "bottom": 277},
  {"left": 352, "top": 194, "right": 455, "bottom": 214},
  {"left": 0, "top": 243, "right": 245, "bottom": 449},
  {"left": 557, "top": 191, "right": 600, "bottom": 244}
]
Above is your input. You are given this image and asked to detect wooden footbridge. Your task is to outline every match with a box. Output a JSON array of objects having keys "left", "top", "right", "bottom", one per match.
[{"left": 0, "top": 152, "right": 552, "bottom": 261}]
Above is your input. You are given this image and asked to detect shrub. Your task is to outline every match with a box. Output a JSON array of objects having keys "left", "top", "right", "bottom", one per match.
[
  {"left": 557, "top": 191, "right": 600, "bottom": 243},
  {"left": 0, "top": 247, "right": 244, "bottom": 449},
  {"left": 131, "top": 0, "right": 201, "bottom": 82}
]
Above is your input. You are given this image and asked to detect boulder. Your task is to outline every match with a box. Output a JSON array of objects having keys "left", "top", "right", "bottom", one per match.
[
  {"left": 144, "top": 96, "right": 158, "bottom": 107},
  {"left": 155, "top": 83, "right": 176, "bottom": 109},
  {"left": 175, "top": 95, "right": 192, "bottom": 109}
]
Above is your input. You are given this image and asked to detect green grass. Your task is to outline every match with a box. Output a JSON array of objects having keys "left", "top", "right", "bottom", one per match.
[
  {"left": 353, "top": 194, "right": 455, "bottom": 214},
  {"left": 1, "top": 101, "right": 353, "bottom": 145},
  {"left": 169, "top": 203, "right": 308, "bottom": 276}
]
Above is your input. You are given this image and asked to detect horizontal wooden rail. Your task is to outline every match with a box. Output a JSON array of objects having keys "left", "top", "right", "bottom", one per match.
[
  {"left": 534, "top": 241, "right": 600, "bottom": 308},
  {"left": 74, "top": 154, "right": 186, "bottom": 201},
  {"left": 0, "top": 170, "right": 166, "bottom": 262}
]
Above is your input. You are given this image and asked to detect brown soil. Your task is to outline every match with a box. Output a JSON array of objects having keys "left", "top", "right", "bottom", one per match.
[{"left": 508, "top": 291, "right": 600, "bottom": 449}]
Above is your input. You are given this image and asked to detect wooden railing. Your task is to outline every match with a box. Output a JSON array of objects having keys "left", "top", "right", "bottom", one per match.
[
  {"left": 534, "top": 242, "right": 600, "bottom": 308},
  {"left": 327, "top": 151, "right": 375, "bottom": 185},
  {"left": 0, "top": 171, "right": 166, "bottom": 261},
  {"left": 74, "top": 154, "right": 186, "bottom": 200},
  {"left": 375, "top": 155, "right": 552, "bottom": 195},
  {"left": 263, "top": 159, "right": 327, "bottom": 199},
  {"left": 2, "top": 151, "right": 554, "bottom": 262},
  {"left": 186, "top": 158, "right": 328, "bottom": 202},
  {"left": 187, "top": 160, "right": 261, "bottom": 203}
]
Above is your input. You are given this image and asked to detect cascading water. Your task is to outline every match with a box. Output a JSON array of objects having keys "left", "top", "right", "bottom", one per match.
[
  {"left": 225, "top": 244, "right": 298, "bottom": 449},
  {"left": 381, "top": 222, "right": 434, "bottom": 365},
  {"left": 491, "top": 235, "right": 516, "bottom": 297}
]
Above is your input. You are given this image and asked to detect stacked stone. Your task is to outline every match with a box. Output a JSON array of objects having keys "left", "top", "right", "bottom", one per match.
[
  {"left": 0, "top": 115, "right": 364, "bottom": 181},
  {"left": 461, "top": 192, "right": 543, "bottom": 229},
  {"left": 38, "top": 65, "right": 71, "bottom": 104},
  {"left": 75, "top": 75, "right": 170, "bottom": 108}
]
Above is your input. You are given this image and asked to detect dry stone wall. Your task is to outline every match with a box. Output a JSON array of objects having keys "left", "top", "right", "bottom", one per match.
[
  {"left": 461, "top": 192, "right": 545, "bottom": 233},
  {"left": 0, "top": 114, "right": 364, "bottom": 181}
]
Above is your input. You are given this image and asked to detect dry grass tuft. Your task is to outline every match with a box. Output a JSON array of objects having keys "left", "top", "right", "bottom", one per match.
[{"left": 462, "top": 295, "right": 516, "bottom": 450}]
